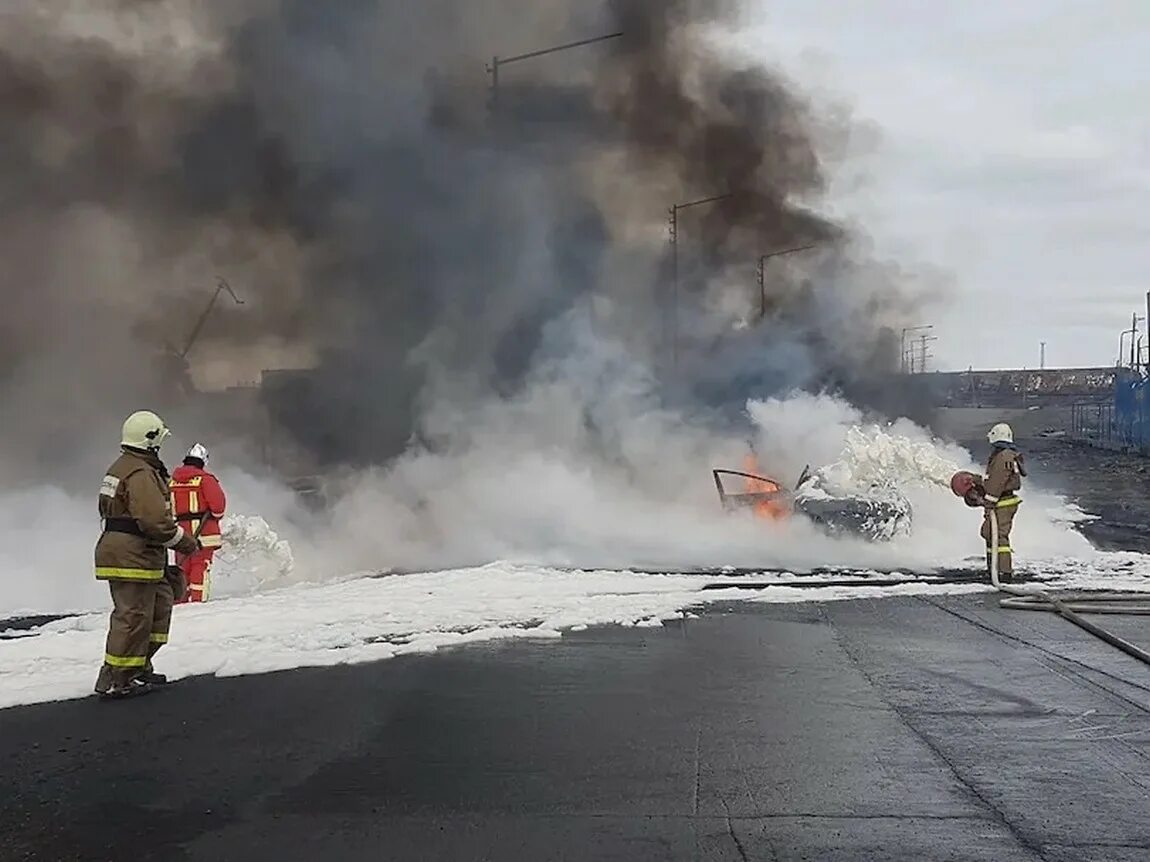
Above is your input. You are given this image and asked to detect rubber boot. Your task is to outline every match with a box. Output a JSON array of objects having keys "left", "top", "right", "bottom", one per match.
[
  {"left": 140, "top": 652, "right": 169, "bottom": 686},
  {"left": 100, "top": 677, "right": 153, "bottom": 699}
]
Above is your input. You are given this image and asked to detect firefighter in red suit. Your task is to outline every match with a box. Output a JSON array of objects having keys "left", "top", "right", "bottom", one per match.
[{"left": 169, "top": 443, "right": 226, "bottom": 604}]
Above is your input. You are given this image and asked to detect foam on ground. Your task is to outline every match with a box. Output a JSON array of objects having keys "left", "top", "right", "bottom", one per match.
[{"left": 5, "top": 555, "right": 1150, "bottom": 709}]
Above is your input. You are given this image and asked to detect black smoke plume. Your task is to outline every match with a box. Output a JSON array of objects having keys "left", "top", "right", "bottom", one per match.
[{"left": 0, "top": 0, "right": 923, "bottom": 484}]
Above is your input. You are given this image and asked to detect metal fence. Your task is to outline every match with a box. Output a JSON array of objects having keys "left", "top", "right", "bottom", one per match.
[
  {"left": 1072, "top": 370, "right": 1150, "bottom": 452},
  {"left": 1071, "top": 401, "right": 1117, "bottom": 445}
]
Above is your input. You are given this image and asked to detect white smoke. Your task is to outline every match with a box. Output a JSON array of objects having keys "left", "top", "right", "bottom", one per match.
[
  {"left": 278, "top": 340, "right": 1103, "bottom": 583},
  {"left": 0, "top": 373, "right": 1127, "bottom": 619}
]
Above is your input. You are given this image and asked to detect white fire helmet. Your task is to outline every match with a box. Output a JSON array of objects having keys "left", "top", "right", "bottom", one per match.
[
  {"left": 121, "top": 411, "right": 170, "bottom": 451},
  {"left": 186, "top": 443, "right": 210, "bottom": 463},
  {"left": 987, "top": 423, "right": 1014, "bottom": 445}
]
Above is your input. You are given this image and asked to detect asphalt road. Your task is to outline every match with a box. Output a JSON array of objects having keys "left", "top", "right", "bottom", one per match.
[{"left": 4, "top": 594, "right": 1150, "bottom": 861}]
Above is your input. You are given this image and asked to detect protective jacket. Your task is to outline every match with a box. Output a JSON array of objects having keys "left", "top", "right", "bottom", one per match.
[
  {"left": 169, "top": 464, "right": 226, "bottom": 548},
  {"left": 96, "top": 448, "right": 195, "bottom": 581},
  {"left": 981, "top": 446, "right": 1024, "bottom": 507},
  {"left": 978, "top": 445, "right": 1025, "bottom": 580}
]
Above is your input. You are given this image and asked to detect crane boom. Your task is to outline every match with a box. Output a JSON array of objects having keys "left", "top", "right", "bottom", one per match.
[{"left": 180, "top": 278, "right": 245, "bottom": 358}]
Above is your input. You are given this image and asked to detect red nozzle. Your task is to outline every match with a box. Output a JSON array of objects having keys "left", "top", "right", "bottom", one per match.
[{"left": 950, "top": 471, "right": 976, "bottom": 497}]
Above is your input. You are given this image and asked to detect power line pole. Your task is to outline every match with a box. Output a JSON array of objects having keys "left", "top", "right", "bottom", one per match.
[
  {"left": 900, "top": 325, "right": 932, "bottom": 374},
  {"left": 667, "top": 193, "right": 731, "bottom": 367},
  {"left": 917, "top": 333, "right": 937, "bottom": 374},
  {"left": 1040, "top": 341, "right": 1046, "bottom": 370},
  {"left": 1135, "top": 313, "right": 1144, "bottom": 369},
  {"left": 756, "top": 245, "right": 816, "bottom": 319},
  {"left": 1122, "top": 314, "right": 1145, "bottom": 368},
  {"left": 486, "top": 31, "right": 623, "bottom": 113}
]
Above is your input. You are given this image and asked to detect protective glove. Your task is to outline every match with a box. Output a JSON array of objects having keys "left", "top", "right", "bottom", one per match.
[{"left": 174, "top": 531, "right": 199, "bottom": 555}]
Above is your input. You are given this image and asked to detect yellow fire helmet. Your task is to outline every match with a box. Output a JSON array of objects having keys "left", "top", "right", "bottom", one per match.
[{"left": 121, "top": 410, "right": 171, "bottom": 451}]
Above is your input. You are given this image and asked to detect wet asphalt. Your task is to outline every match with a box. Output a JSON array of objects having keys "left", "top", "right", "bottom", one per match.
[{"left": 4, "top": 592, "right": 1150, "bottom": 861}]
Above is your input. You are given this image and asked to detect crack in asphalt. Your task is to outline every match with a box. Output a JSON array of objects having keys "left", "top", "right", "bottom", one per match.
[
  {"left": 691, "top": 727, "right": 701, "bottom": 817},
  {"left": 920, "top": 598, "right": 1150, "bottom": 711},
  {"left": 820, "top": 604, "right": 1048, "bottom": 861},
  {"left": 717, "top": 791, "right": 755, "bottom": 862}
]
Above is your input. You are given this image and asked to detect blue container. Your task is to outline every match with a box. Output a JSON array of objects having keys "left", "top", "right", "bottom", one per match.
[{"left": 1113, "top": 369, "right": 1150, "bottom": 451}]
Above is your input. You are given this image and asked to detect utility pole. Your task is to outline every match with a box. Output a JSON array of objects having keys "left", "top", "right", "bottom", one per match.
[
  {"left": 900, "top": 325, "right": 932, "bottom": 374},
  {"left": 918, "top": 333, "right": 937, "bottom": 374},
  {"left": 1040, "top": 341, "right": 1046, "bottom": 370},
  {"left": 756, "top": 245, "right": 816, "bottom": 319},
  {"left": 488, "top": 55, "right": 499, "bottom": 112},
  {"left": 1123, "top": 314, "right": 1145, "bottom": 368},
  {"left": 668, "top": 193, "right": 732, "bottom": 367},
  {"left": 486, "top": 31, "right": 623, "bottom": 113}
]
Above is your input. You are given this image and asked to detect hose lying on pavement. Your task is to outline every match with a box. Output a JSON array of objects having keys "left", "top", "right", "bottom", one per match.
[{"left": 989, "top": 513, "right": 1150, "bottom": 666}]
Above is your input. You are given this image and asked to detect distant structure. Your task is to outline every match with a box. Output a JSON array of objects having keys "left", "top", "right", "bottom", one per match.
[
  {"left": 156, "top": 342, "right": 197, "bottom": 398},
  {"left": 907, "top": 367, "right": 1116, "bottom": 409}
]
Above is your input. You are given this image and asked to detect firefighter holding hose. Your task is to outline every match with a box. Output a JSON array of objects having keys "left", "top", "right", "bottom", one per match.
[
  {"left": 979, "top": 423, "right": 1025, "bottom": 582},
  {"left": 952, "top": 423, "right": 1026, "bottom": 583}
]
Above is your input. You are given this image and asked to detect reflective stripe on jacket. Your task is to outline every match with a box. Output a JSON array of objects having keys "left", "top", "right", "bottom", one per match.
[
  {"left": 982, "top": 447, "right": 1023, "bottom": 506},
  {"left": 95, "top": 448, "right": 184, "bottom": 581},
  {"left": 170, "top": 464, "right": 226, "bottom": 548}
]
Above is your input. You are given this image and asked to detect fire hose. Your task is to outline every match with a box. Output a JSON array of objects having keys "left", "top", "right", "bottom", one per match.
[{"left": 983, "top": 488, "right": 1150, "bottom": 667}]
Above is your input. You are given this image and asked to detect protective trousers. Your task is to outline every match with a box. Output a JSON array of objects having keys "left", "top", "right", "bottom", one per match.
[
  {"left": 174, "top": 548, "right": 215, "bottom": 604},
  {"left": 95, "top": 580, "right": 174, "bottom": 692},
  {"left": 980, "top": 504, "right": 1019, "bottom": 579}
]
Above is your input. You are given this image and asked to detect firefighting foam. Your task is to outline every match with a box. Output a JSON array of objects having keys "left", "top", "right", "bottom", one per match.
[
  {"left": 0, "top": 383, "right": 1136, "bottom": 621},
  {"left": 299, "top": 387, "right": 1101, "bottom": 582}
]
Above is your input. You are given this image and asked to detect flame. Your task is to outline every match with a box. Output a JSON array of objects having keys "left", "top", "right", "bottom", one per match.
[{"left": 742, "top": 454, "right": 790, "bottom": 521}]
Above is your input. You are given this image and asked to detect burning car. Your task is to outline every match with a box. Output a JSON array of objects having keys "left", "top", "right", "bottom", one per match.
[{"left": 713, "top": 458, "right": 912, "bottom": 542}]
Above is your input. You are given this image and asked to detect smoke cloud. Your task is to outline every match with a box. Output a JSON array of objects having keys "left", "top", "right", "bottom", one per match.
[
  {"left": 0, "top": 0, "right": 925, "bottom": 474},
  {"left": 0, "top": 1, "right": 950, "bottom": 614}
]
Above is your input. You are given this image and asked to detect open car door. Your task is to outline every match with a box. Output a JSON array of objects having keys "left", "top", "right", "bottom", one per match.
[{"left": 712, "top": 469, "right": 792, "bottom": 521}]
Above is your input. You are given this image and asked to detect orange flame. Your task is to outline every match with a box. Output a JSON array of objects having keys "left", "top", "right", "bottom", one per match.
[{"left": 742, "top": 454, "right": 789, "bottom": 521}]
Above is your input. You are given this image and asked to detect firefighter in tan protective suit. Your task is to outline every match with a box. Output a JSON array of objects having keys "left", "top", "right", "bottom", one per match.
[
  {"left": 977, "top": 422, "right": 1026, "bottom": 583},
  {"left": 94, "top": 411, "right": 200, "bottom": 698}
]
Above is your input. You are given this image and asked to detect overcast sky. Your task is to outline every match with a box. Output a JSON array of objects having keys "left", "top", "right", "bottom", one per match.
[{"left": 738, "top": 0, "right": 1150, "bottom": 370}]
